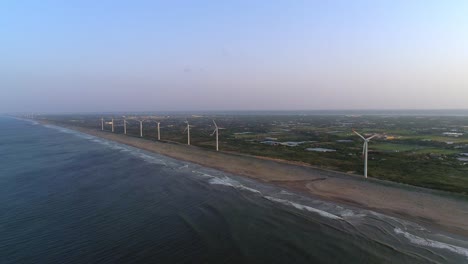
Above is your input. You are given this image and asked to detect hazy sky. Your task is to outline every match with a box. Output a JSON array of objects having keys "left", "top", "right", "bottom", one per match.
[{"left": 1, "top": 1, "right": 468, "bottom": 112}]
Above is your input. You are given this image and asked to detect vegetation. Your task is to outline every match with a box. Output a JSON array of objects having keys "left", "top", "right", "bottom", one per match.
[{"left": 41, "top": 114, "right": 468, "bottom": 195}]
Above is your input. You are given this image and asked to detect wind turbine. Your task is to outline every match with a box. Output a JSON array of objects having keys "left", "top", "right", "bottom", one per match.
[
  {"left": 123, "top": 117, "right": 128, "bottom": 135},
  {"left": 111, "top": 118, "right": 115, "bottom": 132},
  {"left": 183, "top": 121, "right": 194, "bottom": 145},
  {"left": 353, "top": 129, "right": 377, "bottom": 178},
  {"left": 101, "top": 117, "right": 104, "bottom": 131},
  {"left": 156, "top": 122, "right": 161, "bottom": 140},
  {"left": 211, "top": 120, "right": 226, "bottom": 151},
  {"left": 139, "top": 120, "right": 144, "bottom": 137}
]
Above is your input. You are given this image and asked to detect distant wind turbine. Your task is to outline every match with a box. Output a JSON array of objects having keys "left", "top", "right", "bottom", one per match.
[
  {"left": 156, "top": 122, "right": 161, "bottom": 140},
  {"left": 211, "top": 120, "right": 226, "bottom": 151},
  {"left": 111, "top": 118, "right": 115, "bottom": 132},
  {"left": 353, "top": 129, "right": 377, "bottom": 178},
  {"left": 183, "top": 121, "right": 194, "bottom": 145},
  {"left": 101, "top": 117, "right": 104, "bottom": 131},
  {"left": 123, "top": 117, "right": 128, "bottom": 135},
  {"left": 139, "top": 120, "right": 144, "bottom": 137}
]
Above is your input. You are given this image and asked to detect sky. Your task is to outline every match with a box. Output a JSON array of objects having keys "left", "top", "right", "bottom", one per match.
[{"left": 1, "top": 0, "right": 468, "bottom": 113}]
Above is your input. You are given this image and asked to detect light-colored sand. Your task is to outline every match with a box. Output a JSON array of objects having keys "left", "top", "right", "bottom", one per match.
[{"left": 51, "top": 123, "right": 468, "bottom": 236}]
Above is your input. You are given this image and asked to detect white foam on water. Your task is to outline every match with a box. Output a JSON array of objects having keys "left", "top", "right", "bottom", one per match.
[
  {"left": 394, "top": 228, "right": 468, "bottom": 258},
  {"left": 45, "top": 124, "right": 171, "bottom": 166},
  {"left": 90, "top": 138, "right": 136, "bottom": 154},
  {"left": 75, "top": 134, "right": 95, "bottom": 140},
  {"left": 13, "top": 117, "right": 39, "bottom": 125},
  {"left": 44, "top": 125, "right": 74, "bottom": 134},
  {"left": 368, "top": 211, "right": 429, "bottom": 233},
  {"left": 208, "top": 176, "right": 262, "bottom": 194},
  {"left": 44, "top": 125, "right": 97, "bottom": 141},
  {"left": 87, "top": 139, "right": 175, "bottom": 166},
  {"left": 131, "top": 152, "right": 168, "bottom": 166},
  {"left": 192, "top": 170, "right": 215, "bottom": 178},
  {"left": 338, "top": 209, "right": 366, "bottom": 219},
  {"left": 263, "top": 196, "right": 343, "bottom": 220},
  {"left": 279, "top": 190, "right": 294, "bottom": 195}
]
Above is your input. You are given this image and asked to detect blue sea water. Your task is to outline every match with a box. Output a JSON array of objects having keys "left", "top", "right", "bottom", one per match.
[{"left": 1, "top": 117, "right": 467, "bottom": 263}]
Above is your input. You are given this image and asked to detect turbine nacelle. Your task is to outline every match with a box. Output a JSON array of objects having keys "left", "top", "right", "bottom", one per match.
[
  {"left": 210, "top": 120, "right": 226, "bottom": 136},
  {"left": 183, "top": 121, "right": 194, "bottom": 133}
]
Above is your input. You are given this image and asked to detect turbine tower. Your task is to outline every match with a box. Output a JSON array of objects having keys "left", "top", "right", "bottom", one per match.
[
  {"left": 156, "top": 122, "right": 161, "bottom": 140},
  {"left": 111, "top": 118, "right": 115, "bottom": 132},
  {"left": 183, "top": 121, "right": 193, "bottom": 145},
  {"left": 353, "top": 129, "right": 377, "bottom": 178},
  {"left": 139, "top": 120, "right": 144, "bottom": 137},
  {"left": 211, "top": 120, "right": 225, "bottom": 151},
  {"left": 123, "top": 117, "right": 127, "bottom": 135},
  {"left": 101, "top": 117, "right": 104, "bottom": 131}
]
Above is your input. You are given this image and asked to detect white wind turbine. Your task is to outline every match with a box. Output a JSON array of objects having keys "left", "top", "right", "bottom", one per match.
[
  {"left": 210, "top": 120, "right": 225, "bottom": 151},
  {"left": 156, "top": 122, "right": 161, "bottom": 140},
  {"left": 353, "top": 129, "right": 377, "bottom": 178},
  {"left": 183, "top": 120, "right": 194, "bottom": 145},
  {"left": 111, "top": 118, "right": 115, "bottom": 132},
  {"left": 101, "top": 117, "right": 104, "bottom": 131},
  {"left": 139, "top": 120, "right": 144, "bottom": 137},
  {"left": 123, "top": 116, "right": 128, "bottom": 135}
]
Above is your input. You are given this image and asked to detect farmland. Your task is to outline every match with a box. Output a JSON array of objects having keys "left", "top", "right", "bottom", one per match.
[{"left": 38, "top": 113, "right": 468, "bottom": 194}]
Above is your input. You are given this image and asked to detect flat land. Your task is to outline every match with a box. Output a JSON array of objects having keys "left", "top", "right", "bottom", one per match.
[{"left": 41, "top": 113, "right": 468, "bottom": 194}]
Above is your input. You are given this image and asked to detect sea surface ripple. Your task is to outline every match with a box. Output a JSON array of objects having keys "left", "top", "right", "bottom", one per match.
[{"left": 1, "top": 117, "right": 467, "bottom": 264}]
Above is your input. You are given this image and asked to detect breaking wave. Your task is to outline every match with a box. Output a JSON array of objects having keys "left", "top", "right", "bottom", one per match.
[
  {"left": 208, "top": 176, "right": 262, "bottom": 194},
  {"left": 264, "top": 196, "right": 343, "bottom": 220},
  {"left": 394, "top": 228, "right": 468, "bottom": 258}
]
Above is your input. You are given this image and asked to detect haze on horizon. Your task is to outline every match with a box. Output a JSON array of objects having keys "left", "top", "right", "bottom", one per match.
[{"left": 1, "top": 1, "right": 467, "bottom": 113}]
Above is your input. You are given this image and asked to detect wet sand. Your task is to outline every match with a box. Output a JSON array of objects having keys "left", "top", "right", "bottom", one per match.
[{"left": 46, "top": 123, "right": 468, "bottom": 236}]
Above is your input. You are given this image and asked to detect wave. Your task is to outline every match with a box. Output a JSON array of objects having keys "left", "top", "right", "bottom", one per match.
[
  {"left": 394, "top": 228, "right": 468, "bottom": 258},
  {"left": 208, "top": 176, "right": 262, "bottom": 194},
  {"left": 279, "top": 190, "right": 294, "bottom": 195},
  {"left": 132, "top": 152, "right": 168, "bottom": 166},
  {"left": 43, "top": 124, "right": 173, "bottom": 166},
  {"left": 191, "top": 170, "right": 215, "bottom": 178},
  {"left": 264, "top": 196, "right": 343, "bottom": 220},
  {"left": 8, "top": 116, "right": 39, "bottom": 125},
  {"left": 337, "top": 208, "right": 366, "bottom": 219},
  {"left": 193, "top": 168, "right": 356, "bottom": 222},
  {"left": 41, "top": 121, "right": 468, "bottom": 260},
  {"left": 43, "top": 125, "right": 95, "bottom": 140}
]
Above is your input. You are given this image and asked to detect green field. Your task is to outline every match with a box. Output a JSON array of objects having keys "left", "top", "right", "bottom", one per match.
[{"left": 40, "top": 114, "right": 468, "bottom": 195}]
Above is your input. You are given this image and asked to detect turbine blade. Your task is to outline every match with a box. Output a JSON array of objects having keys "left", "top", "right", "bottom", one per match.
[
  {"left": 183, "top": 126, "right": 188, "bottom": 133},
  {"left": 366, "top": 134, "right": 378, "bottom": 140},
  {"left": 353, "top": 130, "right": 366, "bottom": 140},
  {"left": 213, "top": 120, "right": 218, "bottom": 128},
  {"left": 210, "top": 129, "right": 217, "bottom": 136}
]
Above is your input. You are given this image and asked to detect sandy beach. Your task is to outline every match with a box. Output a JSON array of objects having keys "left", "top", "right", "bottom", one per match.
[{"left": 46, "top": 122, "right": 468, "bottom": 237}]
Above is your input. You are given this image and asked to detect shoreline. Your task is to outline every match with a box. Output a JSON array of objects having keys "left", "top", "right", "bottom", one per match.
[{"left": 42, "top": 120, "right": 468, "bottom": 237}]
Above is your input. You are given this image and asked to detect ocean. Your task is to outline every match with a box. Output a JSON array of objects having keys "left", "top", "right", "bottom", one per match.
[{"left": 1, "top": 117, "right": 467, "bottom": 263}]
